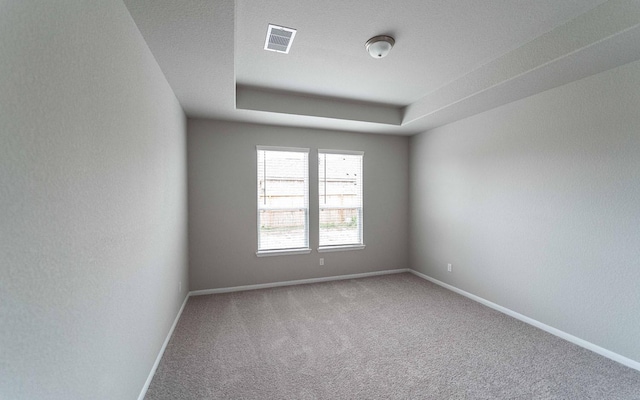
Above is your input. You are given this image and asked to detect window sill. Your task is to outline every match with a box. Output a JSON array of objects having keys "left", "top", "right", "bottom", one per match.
[
  {"left": 318, "top": 245, "right": 366, "bottom": 253},
  {"left": 256, "top": 248, "right": 312, "bottom": 257}
]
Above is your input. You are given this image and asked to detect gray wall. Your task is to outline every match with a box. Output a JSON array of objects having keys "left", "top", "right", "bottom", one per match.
[
  {"left": 188, "top": 120, "right": 409, "bottom": 290},
  {"left": 0, "top": 2, "right": 188, "bottom": 399},
  {"left": 410, "top": 59, "right": 640, "bottom": 362}
]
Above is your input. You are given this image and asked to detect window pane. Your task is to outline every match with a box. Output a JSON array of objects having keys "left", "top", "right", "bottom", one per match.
[
  {"left": 258, "top": 150, "right": 307, "bottom": 208},
  {"left": 319, "top": 151, "right": 363, "bottom": 247},
  {"left": 259, "top": 209, "right": 307, "bottom": 250},
  {"left": 319, "top": 207, "right": 361, "bottom": 246}
]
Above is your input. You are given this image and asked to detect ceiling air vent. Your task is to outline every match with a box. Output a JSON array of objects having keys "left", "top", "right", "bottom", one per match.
[{"left": 264, "top": 24, "right": 296, "bottom": 54}]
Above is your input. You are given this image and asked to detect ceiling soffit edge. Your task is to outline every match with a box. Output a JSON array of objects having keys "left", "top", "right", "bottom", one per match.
[{"left": 235, "top": 0, "right": 640, "bottom": 130}]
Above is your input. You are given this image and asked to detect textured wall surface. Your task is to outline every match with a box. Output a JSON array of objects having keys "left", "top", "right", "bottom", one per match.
[
  {"left": 0, "top": 2, "right": 188, "bottom": 399},
  {"left": 410, "top": 59, "right": 640, "bottom": 363},
  {"left": 188, "top": 120, "right": 409, "bottom": 290}
]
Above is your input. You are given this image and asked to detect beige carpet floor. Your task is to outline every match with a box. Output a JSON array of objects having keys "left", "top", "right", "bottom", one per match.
[{"left": 145, "top": 273, "right": 640, "bottom": 399}]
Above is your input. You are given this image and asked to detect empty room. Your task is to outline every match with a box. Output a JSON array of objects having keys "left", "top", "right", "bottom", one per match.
[{"left": 2, "top": 0, "right": 640, "bottom": 399}]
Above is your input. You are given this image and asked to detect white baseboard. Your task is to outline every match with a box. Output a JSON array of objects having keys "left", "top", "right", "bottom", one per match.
[
  {"left": 137, "top": 293, "right": 190, "bottom": 400},
  {"left": 138, "top": 269, "right": 407, "bottom": 399},
  {"left": 189, "top": 268, "right": 410, "bottom": 296},
  {"left": 408, "top": 269, "right": 640, "bottom": 372},
  {"left": 139, "top": 267, "right": 638, "bottom": 400}
]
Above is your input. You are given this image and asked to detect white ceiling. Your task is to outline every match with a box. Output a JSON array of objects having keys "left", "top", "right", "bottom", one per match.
[{"left": 124, "top": 0, "right": 640, "bottom": 135}]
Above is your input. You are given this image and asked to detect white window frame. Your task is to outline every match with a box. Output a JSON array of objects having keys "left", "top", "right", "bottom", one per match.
[
  {"left": 318, "top": 149, "right": 365, "bottom": 253},
  {"left": 256, "top": 146, "right": 311, "bottom": 257}
]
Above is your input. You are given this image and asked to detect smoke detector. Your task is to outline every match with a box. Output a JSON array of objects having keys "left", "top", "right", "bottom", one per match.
[{"left": 264, "top": 24, "right": 297, "bottom": 54}]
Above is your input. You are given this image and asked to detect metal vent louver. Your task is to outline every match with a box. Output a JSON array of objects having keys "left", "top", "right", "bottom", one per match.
[{"left": 264, "top": 24, "right": 296, "bottom": 54}]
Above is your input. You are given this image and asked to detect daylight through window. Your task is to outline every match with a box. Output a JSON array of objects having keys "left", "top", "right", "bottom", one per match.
[
  {"left": 257, "top": 146, "right": 309, "bottom": 253},
  {"left": 319, "top": 150, "right": 364, "bottom": 248}
]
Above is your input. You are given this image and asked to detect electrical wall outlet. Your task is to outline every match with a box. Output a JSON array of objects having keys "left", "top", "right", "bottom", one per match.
[
  {"left": 447, "top": 263, "right": 452, "bottom": 272},
  {"left": 319, "top": 258, "right": 324, "bottom": 266}
]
